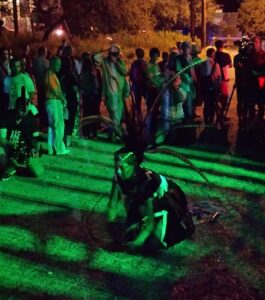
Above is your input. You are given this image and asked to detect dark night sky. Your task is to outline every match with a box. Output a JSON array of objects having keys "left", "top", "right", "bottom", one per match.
[{"left": 216, "top": 0, "right": 242, "bottom": 12}]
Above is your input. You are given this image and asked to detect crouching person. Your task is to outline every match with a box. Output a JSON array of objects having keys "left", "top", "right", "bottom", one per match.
[
  {"left": 0, "top": 97, "right": 44, "bottom": 181},
  {"left": 107, "top": 148, "right": 195, "bottom": 253}
]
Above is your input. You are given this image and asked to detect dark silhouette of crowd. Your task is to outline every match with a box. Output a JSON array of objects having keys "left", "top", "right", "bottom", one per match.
[{"left": 0, "top": 37, "right": 265, "bottom": 181}]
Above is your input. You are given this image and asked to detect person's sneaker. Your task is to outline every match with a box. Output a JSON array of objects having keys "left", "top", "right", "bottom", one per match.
[
  {"left": 1, "top": 173, "right": 12, "bottom": 181},
  {"left": 1, "top": 168, "right": 16, "bottom": 181},
  {"left": 56, "top": 149, "right": 70, "bottom": 155}
]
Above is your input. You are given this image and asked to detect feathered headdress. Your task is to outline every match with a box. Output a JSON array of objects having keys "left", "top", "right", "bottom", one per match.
[{"left": 80, "top": 59, "right": 209, "bottom": 183}]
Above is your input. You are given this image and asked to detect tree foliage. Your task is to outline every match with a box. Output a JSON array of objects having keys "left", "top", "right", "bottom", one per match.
[
  {"left": 238, "top": 0, "right": 265, "bottom": 36},
  {"left": 34, "top": 0, "right": 220, "bottom": 39},
  {"left": 152, "top": 0, "right": 190, "bottom": 30}
]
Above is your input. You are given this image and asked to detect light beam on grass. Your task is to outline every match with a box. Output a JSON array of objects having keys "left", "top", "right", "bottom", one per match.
[
  {"left": 0, "top": 226, "right": 36, "bottom": 251},
  {"left": 46, "top": 236, "right": 88, "bottom": 262},
  {"left": 88, "top": 240, "right": 214, "bottom": 281},
  {"left": 145, "top": 153, "right": 265, "bottom": 183},
  {"left": 0, "top": 197, "right": 64, "bottom": 216},
  {"left": 0, "top": 226, "right": 88, "bottom": 262},
  {"left": 143, "top": 161, "right": 265, "bottom": 195},
  {"left": 0, "top": 252, "right": 110, "bottom": 299}
]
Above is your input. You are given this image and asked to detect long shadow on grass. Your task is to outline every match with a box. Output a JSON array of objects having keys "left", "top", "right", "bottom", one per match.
[
  {"left": 0, "top": 245, "right": 174, "bottom": 299},
  {"left": 0, "top": 207, "right": 197, "bottom": 275},
  {"left": 0, "top": 207, "right": 189, "bottom": 300},
  {"left": 145, "top": 156, "right": 265, "bottom": 186},
  {"left": 44, "top": 165, "right": 112, "bottom": 182},
  {"left": 57, "top": 154, "right": 114, "bottom": 168},
  {"left": 0, "top": 287, "right": 70, "bottom": 300},
  {"left": 14, "top": 176, "right": 109, "bottom": 196}
]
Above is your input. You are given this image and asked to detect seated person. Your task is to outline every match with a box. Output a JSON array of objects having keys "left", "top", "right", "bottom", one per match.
[
  {"left": 0, "top": 97, "right": 44, "bottom": 181},
  {"left": 107, "top": 147, "right": 195, "bottom": 252}
]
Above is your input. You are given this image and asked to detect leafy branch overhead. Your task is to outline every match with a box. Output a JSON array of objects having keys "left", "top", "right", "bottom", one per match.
[
  {"left": 238, "top": 0, "right": 265, "bottom": 36},
  {"left": 33, "top": 0, "right": 219, "bottom": 39}
]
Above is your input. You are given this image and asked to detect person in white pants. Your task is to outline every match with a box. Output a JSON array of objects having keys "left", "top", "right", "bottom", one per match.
[{"left": 45, "top": 57, "right": 69, "bottom": 155}]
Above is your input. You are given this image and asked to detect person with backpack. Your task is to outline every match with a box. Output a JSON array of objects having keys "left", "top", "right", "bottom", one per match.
[{"left": 200, "top": 48, "right": 221, "bottom": 124}]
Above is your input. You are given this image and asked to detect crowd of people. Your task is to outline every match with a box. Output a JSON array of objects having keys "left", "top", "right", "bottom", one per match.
[
  {"left": 0, "top": 36, "right": 264, "bottom": 253},
  {"left": 0, "top": 37, "right": 265, "bottom": 182}
]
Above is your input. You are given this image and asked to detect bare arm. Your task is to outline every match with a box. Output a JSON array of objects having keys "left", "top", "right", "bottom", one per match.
[{"left": 127, "top": 198, "right": 155, "bottom": 249}]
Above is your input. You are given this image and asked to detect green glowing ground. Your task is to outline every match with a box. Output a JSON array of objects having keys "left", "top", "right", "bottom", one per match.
[{"left": 0, "top": 137, "right": 265, "bottom": 299}]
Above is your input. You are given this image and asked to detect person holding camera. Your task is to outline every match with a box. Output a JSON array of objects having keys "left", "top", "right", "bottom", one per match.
[
  {"left": 250, "top": 36, "right": 265, "bottom": 120},
  {"left": 94, "top": 45, "right": 128, "bottom": 140},
  {"left": 234, "top": 41, "right": 253, "bottom": 127},
  {"left": 0, "top": 96, "right": 43, "bottom": 181}
]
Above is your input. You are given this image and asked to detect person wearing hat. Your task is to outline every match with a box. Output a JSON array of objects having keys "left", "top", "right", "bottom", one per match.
[{"left": 94, "top": 45, "right": 128, "bottom": 140}]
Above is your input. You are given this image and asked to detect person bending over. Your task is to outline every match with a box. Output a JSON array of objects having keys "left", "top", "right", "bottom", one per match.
[
  {"left": 107, "top": 148, "right": 195, "bottom": 253},
  {"left": 0, "top": 97, "right": 43, "bottom": 181}
]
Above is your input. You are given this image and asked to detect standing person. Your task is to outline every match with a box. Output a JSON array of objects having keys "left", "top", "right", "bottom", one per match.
[
  {"left": 214, "top": 40, "right": 232, "bottom": 120},
  {"left": 61, "top": 45, "right": 79, "bottom": 79},
  {"left": 176, "top": 41, "right": 183, "bottom": 55},
  {"left": 45, "top": 56, "right": 69, "bottom": 155},
  {"left": 191, "top": 44, "right": 203, "bottom": 118},
  {"left": 250, "top": 36, "right": 265, "bottom": 120},
  {"left": 158, "top": 51, "right": 169, "bottom": 74},
  {"left": 160, "top": 75, "right": 187, "bottom": 144},
  {"left": 61, "top": 57, "right": 80, "bottom": 146},
  {"left": 146, "top": 47, "right": 164, "bottom": 133},
  {"left": 76, "top": 51, "right": 91, "bottom": 76},
  {"left": 32, "top": 46, "right": 49, "bottom": 130},
  {"left": 80, "top": 58, "right": 102, "bottom": 138},
  {"left": 94, "top": 44, "right": 128, "bottom": 139},
  {"left": 0, "top": 47, "right": 10, "bottom": 118},
  {"left": 57, "top": 39, "right": 68, "bottom": 58},
  {"left": 176, "top": 42, "right": 197, "bottom": 122},
  {"left": 200, "top": 48, "right": 221, "bottom": 124},
  {"left": 233, "top": 41, "right": 252, "bottom": 127},
  {"left": 3, "top": 58, "right": 36, "bottom": 113},
  {"left": 129, "top": 48, "right": 147, "bottom": 115},
  {"left": 21, "top": 44, "right": 33, "bottom": 77}
]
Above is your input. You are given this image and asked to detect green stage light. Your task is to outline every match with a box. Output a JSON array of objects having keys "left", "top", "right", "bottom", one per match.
[
  {"left": 0, "top": 197, "right": 63, "bottom": 216},
  {"left": 0, "top": 226, "right": 36, "bottom": 251},
  {"left": 45, "top": 236, "right": 88, "bottom": 262},
  {"left": 0, "top": 252, "right": 110, "bottom": 299}
]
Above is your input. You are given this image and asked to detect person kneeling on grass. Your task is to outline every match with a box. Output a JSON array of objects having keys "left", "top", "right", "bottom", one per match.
[
  {"left": 0, "top": 96, "right": 44, "bottom": 181},
  {"left": 107, "top": 148, "right": 195, "bottom": 253}
]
